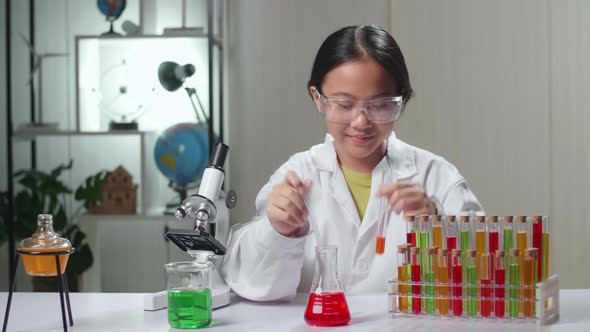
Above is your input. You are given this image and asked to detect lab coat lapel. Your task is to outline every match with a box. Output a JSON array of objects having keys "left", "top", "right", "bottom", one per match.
[
  {"left": 311, "top": 135, "right": 361, "bottom": 228},
  {"left": 357, "top": 132, "right": 418, "bottom": 238}
]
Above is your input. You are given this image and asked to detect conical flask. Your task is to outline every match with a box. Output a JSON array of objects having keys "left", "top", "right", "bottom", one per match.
[{"left": 304, "top": 245, "right": 351, "bottom": 326}]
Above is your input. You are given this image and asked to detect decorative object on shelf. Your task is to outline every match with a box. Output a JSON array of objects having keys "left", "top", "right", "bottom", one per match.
[
  {"left": 17, "top": 33, "right": 68, "bottom": 131},
  {"left": 88, "top": 166, "right": 137, "bottom": 214},
  {"left": 154, "top": 123, "right": 210, "bottom": 214},
  {"left": 97, "top": 58, "right": 155, "bottom": 131},
  {"left": 158, "top": 61, "right": 209, "bottom": 124},
  {"left": 9, "top": 161, "right": 94, "bottom": 292},
  {"left": 97, "top": 0, "right": 127, "bottom": 36}
]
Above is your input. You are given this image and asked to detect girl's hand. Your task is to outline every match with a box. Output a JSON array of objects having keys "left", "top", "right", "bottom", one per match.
[
  {"left": 266, "top": 171, "right": 313, "bottom": 237},
  {"left": 377, "top": 182, "right": 437, "bottom": 215}
]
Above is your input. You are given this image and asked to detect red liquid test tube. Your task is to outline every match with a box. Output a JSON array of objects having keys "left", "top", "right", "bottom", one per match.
[
  {"left": 410, "top": 247, "right": 421, "bottom": 314},
  {"left": 495, "top": 250, "right": 506, "bottom": 318}
]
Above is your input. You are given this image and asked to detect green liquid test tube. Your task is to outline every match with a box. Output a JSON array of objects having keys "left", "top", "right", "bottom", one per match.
[
  {"left": 509, "top": 249, "right": 520, "bottom": 318},
  {"left": 503, "top": 216, "right": 515, "bottom": 316},
  {"left": 425, "top": 247, "right": 436, "bottom": 315},
  {"left": 466, "top": 250, "right": 477, "bottom": 317}
]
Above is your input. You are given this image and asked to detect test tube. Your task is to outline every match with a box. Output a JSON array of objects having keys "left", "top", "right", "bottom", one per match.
[
  {"left": 418, "top": 214, "right": 431, "bottom": 251},
  {"left": 436, "top": 248, "right": 450, "bottom": 316},
  {"left": 432, "top": 215, "right": 444, "bottom": 249},
  {"left": 445, "top": 216, "right": 458, "bottom": 280},
  {"left": 509, "top": 249, "right": 520, "bottom": 318},
  {"left": 487, "top": 216, "right": 500, "bottom": 254},
  {"left": 532, "top": 216, "right": 543, "bottom": 281},
  {"left": 466, "top": 249, "right": 477, "bottom": 317},
  {"left": 474, "top": 215, "right": 486, "bottom": 313},
  {"left": 424, "top": 247, "right": 436, "bottom": 315},
  {"left": 503, "top": 216, "right": 514, "bottom": 253},
  {"left": 459, "top": 216, "right": 472, "bottom": 251},
  {"left": 459, "top": 215, "right": 472, "bottom": 309},
  {"left": 451, "top": 249, "right": 463, "bottom": 317},
  {"left": 432, "top": 214, "right": 443, "bottom": 311},
  {"left": 516, "top": 216, "right": 528, "bottom": 314},
  {"left": 494, "top": 250, "right": 506, "bottom": 318},
  {"left": 543, "top": 217, "right": 550, "bottom": 309},
  {"left": 480, "top": 251, "right": 492, "bottom": 318},
  {"left": 410, "top": 247, "right": 422, "bottom": 314},
  {"left": 405, "top": 214, "right": 417, "bottom": 248},
  {"left": 397, "top": 244, "right": 410, "bottom": 313},
  {"left": 487, "top": 216, "right": 500, "bottom": 283},
  {"left": 516, "top": 216, "right": 529, "bottom": 255},
  {"left": 523, "top": 248, "right": 538, "bottom": 318},
  {"left": 543, "top": 216, "right": 550, "bottom": 282},
  {"left": 474, "top": 216, "right": 485, "bottom": 281}
]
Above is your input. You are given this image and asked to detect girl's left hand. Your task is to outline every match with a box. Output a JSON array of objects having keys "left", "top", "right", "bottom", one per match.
[{"left": 377, "top": 182, "right": 437, "bottom": 215}]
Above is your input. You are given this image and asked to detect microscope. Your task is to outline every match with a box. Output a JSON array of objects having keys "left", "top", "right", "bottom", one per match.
[{"left": 144, "top": 142, "right": 237, "bottom": 311}]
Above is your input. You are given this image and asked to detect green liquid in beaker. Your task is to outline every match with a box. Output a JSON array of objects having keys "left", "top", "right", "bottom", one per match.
[{"left": 168, "top": 288, "right": 212, "bottom": 329}]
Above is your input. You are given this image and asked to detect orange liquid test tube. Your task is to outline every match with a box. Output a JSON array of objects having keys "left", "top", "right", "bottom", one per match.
[
  {"left": 523, "top": 248, "right": 538, "bottom": 318},
  {"left": 436, "top": 248, "right": 449, "bottom": 316},
  {"left": 397, "top": 244, "right": 410, "bottom": 313}
]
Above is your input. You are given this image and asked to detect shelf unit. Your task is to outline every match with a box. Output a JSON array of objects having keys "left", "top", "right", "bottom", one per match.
[{"left": 4, "top": 0, "right": 226, "bottom": 289}]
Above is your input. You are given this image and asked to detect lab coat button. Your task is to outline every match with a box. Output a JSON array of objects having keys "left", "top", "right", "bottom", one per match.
[{"left": 357, "top": 261, "right": 368, "bottom": 273}]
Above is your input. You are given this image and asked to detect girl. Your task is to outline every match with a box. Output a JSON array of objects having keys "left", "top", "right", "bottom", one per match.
[{"left": 221, "top": 25, "right": 483, "bottom": 301}]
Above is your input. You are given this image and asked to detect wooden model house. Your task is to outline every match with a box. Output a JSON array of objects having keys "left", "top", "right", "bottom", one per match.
[{"left": 90, "top": 165, "right": 137, "bottom": 214}]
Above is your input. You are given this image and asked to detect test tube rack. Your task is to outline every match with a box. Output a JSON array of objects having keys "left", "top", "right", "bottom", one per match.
[{"left": 387, "top": 274, "right": 559, "bottom": 325}]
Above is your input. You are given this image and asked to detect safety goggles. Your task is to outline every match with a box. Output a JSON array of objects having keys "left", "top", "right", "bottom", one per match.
[{"left": 316, "top": 91, "right": 403, "bottom": 124}]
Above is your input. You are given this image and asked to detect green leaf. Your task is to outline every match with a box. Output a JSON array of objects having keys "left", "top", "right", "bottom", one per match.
[
  {"left": 53, "top": 207, "right": 67, "bottom": 232},
  {"left": 50, "top": 160, "right": 73, "bottom": 178}
]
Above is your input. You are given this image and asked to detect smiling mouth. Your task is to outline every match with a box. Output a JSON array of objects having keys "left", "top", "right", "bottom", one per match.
[{"left": 348, "top": 135, "right": 374, "bottom": 144}]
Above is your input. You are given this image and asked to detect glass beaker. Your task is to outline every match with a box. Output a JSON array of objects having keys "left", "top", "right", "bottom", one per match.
[
  {"left": 18, "top": 214, "right": 72, "bottom": 276},
  {"left": 165, "top": 252, "right": 214, "bottom": 329},
  {"left": 304, "top": 245, "right": 351, "bottom": 327}
]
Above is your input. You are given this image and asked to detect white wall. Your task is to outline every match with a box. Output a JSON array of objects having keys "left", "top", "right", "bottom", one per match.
[
  {"left": 226, "top": 0, "right": 389, "bottom": 224},
  {"left": 549, "top": 0, "right": 590, "bottom": 289},
  {"left": 389, "top": 0, "right": 589, "bottom": 288}
]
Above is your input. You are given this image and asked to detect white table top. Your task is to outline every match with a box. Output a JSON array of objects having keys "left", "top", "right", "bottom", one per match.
[{"left": 1, "top": 290, "right": 588, "bottom": 331}]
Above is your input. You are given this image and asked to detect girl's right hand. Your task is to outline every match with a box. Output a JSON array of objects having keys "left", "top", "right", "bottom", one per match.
[{"left": 266, "top": 171, "right": 313, "bottom": 237}]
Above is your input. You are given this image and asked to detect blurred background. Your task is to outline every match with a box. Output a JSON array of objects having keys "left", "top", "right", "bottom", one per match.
[{"left": 0, "top": 0, "right": 588, "bottom": 293}]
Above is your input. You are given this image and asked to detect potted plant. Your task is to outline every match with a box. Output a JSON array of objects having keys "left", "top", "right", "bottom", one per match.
[{"left": 8, "top": 161, "right": 97, "bottom": 292}]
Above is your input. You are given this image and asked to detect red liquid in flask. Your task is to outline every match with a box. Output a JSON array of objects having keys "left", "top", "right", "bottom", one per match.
[
  {"left": 495, "top": 268, "right": 506, "bottom": 318},
  {"left": 304, "top": 292, "right": 351, "bottom": 327}
]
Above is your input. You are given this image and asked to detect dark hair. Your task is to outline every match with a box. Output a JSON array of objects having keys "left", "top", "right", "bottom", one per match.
[{"left": 307, "top": 25, "right": 414, "bottom": 108}]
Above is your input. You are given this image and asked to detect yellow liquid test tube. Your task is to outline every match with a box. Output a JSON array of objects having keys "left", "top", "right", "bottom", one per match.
[
  {"left": 523, "top": 248, "right": 538, "bottom": 318},
  {"left": 436, "top": 248, "right": 450, "bottom": 316},
  {"left": 432, "top": 215, "right": 444, "bottom": 249},
  {"left": 397, "top": 244, "right": 410, "bottom": 313},
  {"left": 475, "top": 215, "right": 486, "bottom": 312}
]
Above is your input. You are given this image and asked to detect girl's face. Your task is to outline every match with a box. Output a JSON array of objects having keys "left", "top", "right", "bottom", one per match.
[{"left": 310, "top": 58, "right": 399, "bottom": 172}]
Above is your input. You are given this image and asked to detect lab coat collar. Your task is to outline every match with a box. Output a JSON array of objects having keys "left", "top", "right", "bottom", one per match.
[{"left": 310, "top": 131, "right": 418, "bottom": 180}]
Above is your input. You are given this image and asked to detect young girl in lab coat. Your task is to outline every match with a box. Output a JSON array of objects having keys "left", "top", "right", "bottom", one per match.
[{"left": 221, "top": 25, "right": 484, "bottom": 301}]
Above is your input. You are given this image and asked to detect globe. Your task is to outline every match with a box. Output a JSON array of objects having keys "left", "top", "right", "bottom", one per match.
[
  {"left": 154, "top": 123, "right": 209, "bottom": 188},
  {"left": 97, "top": 0, "right": 126, "bottom": 21}
]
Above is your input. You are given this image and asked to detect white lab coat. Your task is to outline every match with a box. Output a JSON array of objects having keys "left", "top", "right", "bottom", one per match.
[{"left": 221, "top": 132, "right": 484, "bottom": 301}]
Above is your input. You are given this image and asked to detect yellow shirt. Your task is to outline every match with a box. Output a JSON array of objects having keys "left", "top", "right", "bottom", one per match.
[{"left": 340, "top": 166, "right": 372, "bottom": 221}]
